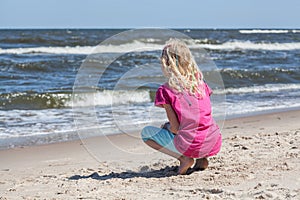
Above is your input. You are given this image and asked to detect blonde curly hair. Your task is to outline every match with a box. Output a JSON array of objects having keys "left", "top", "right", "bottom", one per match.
[{"left": 161, "top": 38, "right": 205, "bottom": 98}]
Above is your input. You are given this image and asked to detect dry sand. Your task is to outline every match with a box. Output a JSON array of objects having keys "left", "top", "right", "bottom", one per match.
[{"left": 0, "top": 110, "right": 299, "bottom": 199}]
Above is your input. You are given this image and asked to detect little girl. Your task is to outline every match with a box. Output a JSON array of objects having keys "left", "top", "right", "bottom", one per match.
[{"left": 141, "top": 39, "right": 222, "bottom": 175}]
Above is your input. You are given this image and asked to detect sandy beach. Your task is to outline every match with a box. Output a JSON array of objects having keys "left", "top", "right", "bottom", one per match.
[{"left": 0, "top": 110, "right": 299, "bottom": 199}]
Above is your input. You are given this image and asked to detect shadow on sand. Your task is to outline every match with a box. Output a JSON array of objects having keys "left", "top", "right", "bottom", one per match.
[{"left": 69, "top": 165, "right": 199, "bottom": 180}]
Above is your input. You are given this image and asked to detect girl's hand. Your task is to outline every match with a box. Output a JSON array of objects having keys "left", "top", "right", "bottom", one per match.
[{"left": 161, "top": 122, "right": 171, "bottom": 130}]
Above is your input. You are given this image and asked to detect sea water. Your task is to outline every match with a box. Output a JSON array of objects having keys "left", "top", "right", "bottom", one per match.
[{"left": 0, "top": 29, "right": 299, "bottom": 149}]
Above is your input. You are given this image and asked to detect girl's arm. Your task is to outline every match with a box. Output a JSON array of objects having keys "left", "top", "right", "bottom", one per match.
[{"left": 162, "top": 104, "right": 179, "bottom": 134}]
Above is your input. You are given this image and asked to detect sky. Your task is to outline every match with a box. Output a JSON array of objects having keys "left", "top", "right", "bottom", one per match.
[{"left": 0, "top": 0, "right": 300, "bottom": 29}]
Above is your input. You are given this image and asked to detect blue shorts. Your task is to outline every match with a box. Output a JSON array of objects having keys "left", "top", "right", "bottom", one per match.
[{"left": 141, "top": 126, "right": 181, "bottom": 154}]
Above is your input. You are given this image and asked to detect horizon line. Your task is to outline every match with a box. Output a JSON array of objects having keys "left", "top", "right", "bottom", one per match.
[{"left": 0, "top": 27, "right": 300, "bottom": 30}]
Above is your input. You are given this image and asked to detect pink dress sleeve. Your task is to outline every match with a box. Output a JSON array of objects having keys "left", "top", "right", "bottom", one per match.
[{"left": 154, "top": 85, "right": 170, "bottom": 107}]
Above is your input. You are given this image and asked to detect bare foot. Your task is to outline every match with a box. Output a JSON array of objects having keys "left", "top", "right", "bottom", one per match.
[
  {"left": 193, "top": 157, "right": 209, "bottom": 171},
  {"left": 178, "top": 156, "right": 194, "bottom": 175}
]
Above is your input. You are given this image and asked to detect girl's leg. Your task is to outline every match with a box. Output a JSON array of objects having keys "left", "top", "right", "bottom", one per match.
[
  {"left": 141, "top": 126, "right": 194, "bottom": 174},
  {"left": 144, "top": 139, "right": 194, "bottom": 175}
]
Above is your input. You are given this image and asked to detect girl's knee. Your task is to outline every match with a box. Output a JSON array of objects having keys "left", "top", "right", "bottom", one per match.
[{"left": 141, "top": 126, "right": 156, "bottom": 141}]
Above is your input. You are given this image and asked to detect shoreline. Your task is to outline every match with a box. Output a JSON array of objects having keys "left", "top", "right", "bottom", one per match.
[
  {"left": 1, "top": 107, "right": 300, "bottom": 151},
  {"left": 224, "top": 105, "right": 300, "bottom": 120},
  {"left": 0, "top": 108, "right": 299, "bottom": 199}
]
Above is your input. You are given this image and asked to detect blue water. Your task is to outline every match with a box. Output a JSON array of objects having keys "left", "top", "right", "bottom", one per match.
[{"left": 0, "top": 29, "right": 300, "bottom": 149}]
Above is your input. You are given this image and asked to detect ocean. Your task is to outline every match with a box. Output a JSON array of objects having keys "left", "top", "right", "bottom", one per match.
[{"left": 0, "top": 28, "right": 300, "bottom": 149}]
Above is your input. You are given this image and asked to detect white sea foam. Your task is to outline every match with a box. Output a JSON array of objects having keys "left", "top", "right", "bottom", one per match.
[
  {"left": 214, "top": 83, "right": 300, "bottom": 95},
  {"left": 239, "top": 29, "right": 289, "bottom": 34},
  {"left": 193, "top": 41, "right": 300, "bottom": 51},
  {"left": 0, "top": 46, "right": 95, "bottom": 55},
  {"left": 0, "top": 41, "right": 163, "bottom": 55},
  {"left": 225, "top": 98, "right": 300, "bottom": 116},
  {"left": 1, "top": 40, "right": 300, "bottom": 55},
  {"left": 70, "top": 89, "right": 151, "bottom": 107}
]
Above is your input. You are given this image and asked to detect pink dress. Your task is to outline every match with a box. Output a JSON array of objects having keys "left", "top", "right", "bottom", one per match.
[{"left": 155, "top": 83, "right": 222, "bottom": 158}]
